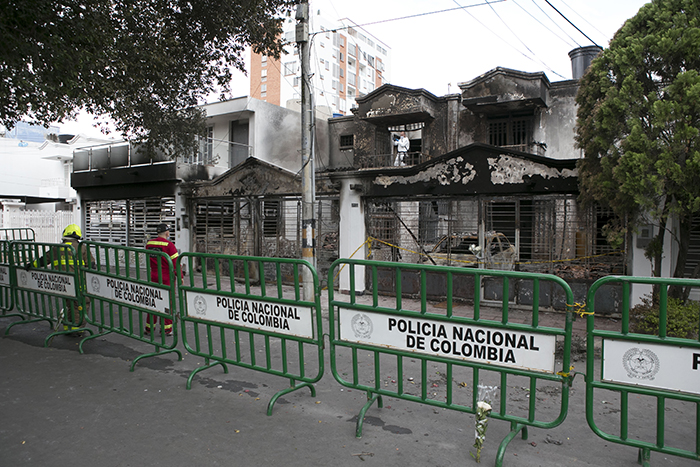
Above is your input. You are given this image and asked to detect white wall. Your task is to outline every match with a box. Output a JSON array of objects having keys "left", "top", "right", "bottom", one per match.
[{"left": 338, "top": 178, "right": 365, "bottom": 293}]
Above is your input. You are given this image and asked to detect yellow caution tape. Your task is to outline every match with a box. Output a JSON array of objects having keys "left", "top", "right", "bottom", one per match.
[
  {"left": 567, "top": 302, "right": 594, "bottom": 318},
  {"left": 556, "top": 365, "right": 575, "bottom": 378}
]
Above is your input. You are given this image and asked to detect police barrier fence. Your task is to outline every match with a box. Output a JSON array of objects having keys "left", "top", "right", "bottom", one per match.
[
  {"left": 5, "top": 240, "right": 90, "bottom": 346},
  {"left": 178, "top": 252, "right": 324, "bottom": 415},
  {"left": 77, "top": 241, "right": 182, "bottom": 370},
  {"left": 586, "top": 276, "right": 700, "bottom": 466},
  {"left": 328, "top": 259, "right": 575, "bottom": 465},
  {"left": 0, "top": 229, "right": 35, "bottom": 317}
]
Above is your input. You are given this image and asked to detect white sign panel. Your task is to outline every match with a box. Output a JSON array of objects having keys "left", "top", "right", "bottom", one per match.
[
  {"left": 0, "top": 265, "right": 9, "bottom": 286},
  {"left": 85, "top": 272, "right": 169, "bottom": 313},
  {"left": 603, "top": 338, "right": 700, "bottom": 395},
  {"left": 185, "top": 291, "right": 314, "bottom": 339},
  {"left": 338, "top": 308, "right": 557, "bottom": 373},
  {"left": 16, "top": 269, "right": 76, "bottom": 298}
]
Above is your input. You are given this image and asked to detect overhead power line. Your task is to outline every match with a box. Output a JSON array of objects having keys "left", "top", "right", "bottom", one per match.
[
  {"left": 543, "top": 0, "right": 600, "bottom": 48},
  {"left": 310, "top": 0, "right": 506, "bottom": 35}
]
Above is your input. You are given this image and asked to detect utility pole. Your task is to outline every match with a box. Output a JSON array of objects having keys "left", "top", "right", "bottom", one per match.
[{"left": 296, "top": 0, "right": 316, "bottom": 301}]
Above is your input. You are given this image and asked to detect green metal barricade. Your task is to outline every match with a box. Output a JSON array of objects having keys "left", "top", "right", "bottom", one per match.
[
  {"left": 0, "top": 228, "right": 36, "bottom": 241},
  {"left": 0, "top": 240, "right": 18, "bottom": 318},
  {"left": 77, "top": 241, "right": 182, "bottom": 370},
  {"left": 178, "top": 252, "right": 324, "bottom": 415},
  {"left": 5, "top": 240, "right": 91, "bottom": 346},
  {"left": 0, "top": 229, "right": 35, "bottom": 319},
  {"left": 585, "top": 276, "right": 700, "bottom": 466},
  {"left": 328, "top": 259, "right": 575, "bottom": 466}
]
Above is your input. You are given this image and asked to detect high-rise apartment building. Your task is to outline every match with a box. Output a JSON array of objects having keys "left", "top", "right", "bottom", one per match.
[{"left": 250, "top": 11, "right": 391, "bottom": 117}]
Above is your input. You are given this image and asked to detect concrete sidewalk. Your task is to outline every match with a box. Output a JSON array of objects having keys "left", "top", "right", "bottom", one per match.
[{"left": 1, "top": 312, "right": 697, "bottom": 467}]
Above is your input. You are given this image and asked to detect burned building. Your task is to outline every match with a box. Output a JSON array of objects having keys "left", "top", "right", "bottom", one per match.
[{"left": 324, "top": 58, "right": 624, "bottom": 307}]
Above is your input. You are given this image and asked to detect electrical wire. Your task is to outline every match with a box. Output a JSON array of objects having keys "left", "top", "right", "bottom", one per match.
[
  {"left": 555, "top": 0, "right": 608, "bottom": 39},
  {"left": 543, "top": 0, "right": 600, "bottom": 48},
  {"left": 453, "top": 0, "right": 567, "bottom": 79},
  {"left": 512, "top": 0, "right": 580, "bottom": 48},
  {"left": 309, "top": 0, "right": 506, "bottom": 36}
]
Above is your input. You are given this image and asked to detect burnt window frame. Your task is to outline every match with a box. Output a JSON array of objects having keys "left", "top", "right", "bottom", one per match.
[{"left": 339, "top": 134, "right": 354, "bottom": 149}]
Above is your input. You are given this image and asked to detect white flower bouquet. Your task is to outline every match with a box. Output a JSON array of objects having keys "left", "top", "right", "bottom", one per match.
[{"left": 471, "top": 385, "right": 497, "bottom": 463}]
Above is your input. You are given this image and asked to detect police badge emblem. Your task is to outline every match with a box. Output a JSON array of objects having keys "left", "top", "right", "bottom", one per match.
[
  {"left": 351, "top": 313, "right": 373, "bottom": 339},
  {"left": 91, "top": 276, "right": 100, "bottom": 294},
  {"left": 193, "top": 295, "right": 207, "bottom": 316},
  {"left": 622, "top": 347, "right": 660, "bottom": 380}
]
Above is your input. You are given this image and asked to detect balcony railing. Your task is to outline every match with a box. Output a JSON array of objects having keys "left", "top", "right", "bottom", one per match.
[
  {"left": 73, "top": 142, "right": 171, "bottom": 172},
  {"left": 358, "top": 151, "right": 430, "bottom": 169}
]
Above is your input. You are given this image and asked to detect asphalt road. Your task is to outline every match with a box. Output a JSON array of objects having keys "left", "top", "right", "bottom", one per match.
[{"left": 2, "top": 309, "right": 698, "bottom": 467}]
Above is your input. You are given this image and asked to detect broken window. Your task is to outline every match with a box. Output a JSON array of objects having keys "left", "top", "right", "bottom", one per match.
[{"left": 488, "top": 114, "right": 534, "bottom": 153}]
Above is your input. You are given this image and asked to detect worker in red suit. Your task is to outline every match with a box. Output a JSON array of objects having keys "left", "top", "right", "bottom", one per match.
[{"left": 145, "top": 223, "right": 179, "bottom": 336}]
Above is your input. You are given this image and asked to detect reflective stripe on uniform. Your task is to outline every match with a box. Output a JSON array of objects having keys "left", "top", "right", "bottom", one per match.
[{"left": 147, "top": 241, "right": 170, "bottom": 247}]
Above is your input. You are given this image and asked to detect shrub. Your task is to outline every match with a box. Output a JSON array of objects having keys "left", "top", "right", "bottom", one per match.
[{"left": 631, "top": 296, "right": 700, "bottom": 339}]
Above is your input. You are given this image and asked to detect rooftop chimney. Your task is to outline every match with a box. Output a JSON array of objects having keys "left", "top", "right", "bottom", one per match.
[{"left": 568, "top": 46, "right": 603, "bottom": 80}]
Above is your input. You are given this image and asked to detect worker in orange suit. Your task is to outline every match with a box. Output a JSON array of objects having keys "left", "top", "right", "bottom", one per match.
[{"left": 145, "top": 223, "right": 179, "bottom": 336}]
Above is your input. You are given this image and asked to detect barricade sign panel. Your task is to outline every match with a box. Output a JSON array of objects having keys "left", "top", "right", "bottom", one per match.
[
  {"left": 585, "top": 276, "right": 700, "bottom": 466},
  {"left": 78, "top": 241, "right": 181, "bottom": 370},
  {"left": 178, "top": 252, "right": 324, "bottom": 415},
  {"left": 6, "top": 240, "right": 88, "bottom": 345},
  {"left": 328, "top": 259, "right": 575, "bottom": 466}
]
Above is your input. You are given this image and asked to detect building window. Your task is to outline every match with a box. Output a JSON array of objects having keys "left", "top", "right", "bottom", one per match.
[
  {"left": 340, "top": 135, "right": 353, "bottom": 149},
  {"left": 488, "top": 115, "right": 534, "bottom": 152},
  {"left": 263, "top": 200, "right": 280, "bottom": 237},
  {"left": 284, "top": 61, "right": 298, "bottom": 75},
  {"left": 348, "top": 72, "right": 355, "bottom": 86},
  {"left": 184, "top": 126, "right": 214, "bottom": 166},
  {"left": 340, "top": 52, "right": 344, "bottom": 62},
  {"left": 261, "top": 55, "right": 267, "bottom": 67},
  {"left": 261, "top": 69, "right": 267, "bottom": 82},
  {"left": 348, "top": 43, "right": 356, "bottom": 57},
  {"left": 261, "top": 84, "right": 267, "bottom": 93},
  {"left": 293, "top": 76, "right": 300, "bottom": 87},
  {"left": 340, "top": 35, "right": 345, "bottom": 47}
]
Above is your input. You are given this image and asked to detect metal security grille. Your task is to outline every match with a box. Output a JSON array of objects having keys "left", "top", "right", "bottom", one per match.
[
  {"left": 84, "top": 201, "right": 127, "bottom": 245},
  {"left": 84, "top": 198, "right": 175, "bottom": 247},
  {"left": 193, "top": 196, "right": 339, "bottom": 285},
  {"left": 365, "top": 195, "right": 625, "bottom": 279}
]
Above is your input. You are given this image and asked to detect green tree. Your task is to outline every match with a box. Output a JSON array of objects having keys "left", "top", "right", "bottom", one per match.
[
  {"left": 575, "top": 0, "right": 700, "bottom": 297},
  {"left": 0, "top": 0, "right": 294, "bottom": 154}
]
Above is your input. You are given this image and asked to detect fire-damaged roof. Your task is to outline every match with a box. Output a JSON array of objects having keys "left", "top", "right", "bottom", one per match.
[
  {"left": 327, "top": 143, "right": 578, "bottom": 198},
  {"left": 182, "top": 157, "right": 302, "bottom": 198}
]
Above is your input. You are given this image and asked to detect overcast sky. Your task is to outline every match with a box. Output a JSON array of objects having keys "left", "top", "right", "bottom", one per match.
[{"left": 60, "top": 0, "right": 650, "bottom": 137}]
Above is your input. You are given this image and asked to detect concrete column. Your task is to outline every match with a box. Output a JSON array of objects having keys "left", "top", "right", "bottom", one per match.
[{"left": 339, "top": 179, "right": 365, "bottom": 293}]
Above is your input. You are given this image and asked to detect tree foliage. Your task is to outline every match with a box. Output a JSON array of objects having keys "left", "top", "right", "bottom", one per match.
[
  {"left": 575, "top": 0, "right": 700, "bottom": 284},
  {"left": 0, "top": 0, "right": 294, "bottom": 154}
]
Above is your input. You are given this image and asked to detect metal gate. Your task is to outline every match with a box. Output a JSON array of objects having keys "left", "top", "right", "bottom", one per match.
[
  {"left": 193, "top": 196, "right": 339, "bottom": 287},
  {"left": 83, "top": 198, "right": 176, "bottom": 247}
]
